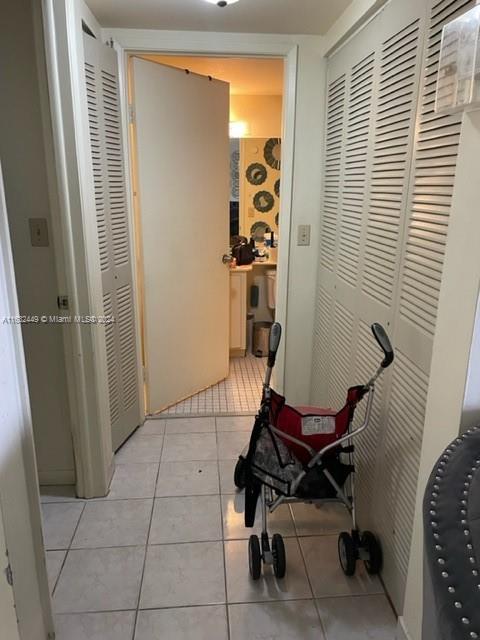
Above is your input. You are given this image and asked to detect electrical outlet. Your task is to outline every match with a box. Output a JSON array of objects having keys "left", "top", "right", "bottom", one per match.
[{"left": 297, "top": 224, "right": 311, "bottom": 246}]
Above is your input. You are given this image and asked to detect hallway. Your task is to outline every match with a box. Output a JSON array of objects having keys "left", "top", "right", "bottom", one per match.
[{"left": 41, "top": 415, "right": 396, "bottom": 639}]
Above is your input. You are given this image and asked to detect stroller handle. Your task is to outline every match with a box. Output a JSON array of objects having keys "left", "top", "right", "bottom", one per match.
[
  {"left": 268, "top": 322, "right": 282, "bottom": 368},
  {"left": 371, "top": 323, "right": 394, "bottom": 368}
]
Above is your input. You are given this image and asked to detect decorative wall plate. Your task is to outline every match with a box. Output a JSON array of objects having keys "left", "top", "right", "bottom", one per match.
[
  {"left": 246, "top": 163, "right": 267, "bottom": 186},
  {"left": 274, "top": 178, "right": 280, "bottom": 197},
  {"left": 250, "top": 220, "right": 270, "bottom": 241},
  {"left": 264, "top": 138, "right": 281, "bottom": 170},
  {"left": 253, "top": 190, "right": 274, "bottom": 213},
  {"left": 230, "top": 140, "right": 240, "bottom": 202}
]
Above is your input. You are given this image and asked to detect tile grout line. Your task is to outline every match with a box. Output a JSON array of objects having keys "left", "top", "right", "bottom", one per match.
[
  {"left": 131, "top": 433, "right": 166, "bottom": 640},
  {"left": 45, "top": 530, "right": 348, "bottom": 554},
  {"left": 296, "top": 530, "right": 327, "bottom": 634},
  {"left": 216, "top": 418, "right": 232, "bottom": 640},
  {"left": 50, "top": 501, "right": 86, "bottom": 597}
]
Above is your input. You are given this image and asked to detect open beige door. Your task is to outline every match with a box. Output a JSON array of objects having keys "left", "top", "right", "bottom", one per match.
[{"left": 131, "top": 58, "right": 230, "bottom": 414}]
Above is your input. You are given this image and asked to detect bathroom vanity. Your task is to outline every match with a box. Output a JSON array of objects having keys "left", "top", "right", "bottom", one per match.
[{"left": 229, "top": 261, "right": 276, "bottom": 357}]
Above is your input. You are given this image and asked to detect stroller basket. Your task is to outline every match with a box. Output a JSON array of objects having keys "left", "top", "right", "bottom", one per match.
[{"left": 250, "top": 426, "right": 303, "bottom": 496}]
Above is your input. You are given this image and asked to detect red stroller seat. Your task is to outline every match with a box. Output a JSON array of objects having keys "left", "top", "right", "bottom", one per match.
[{"left": 269, "top": 386, "right": 367, "bottom": 465}]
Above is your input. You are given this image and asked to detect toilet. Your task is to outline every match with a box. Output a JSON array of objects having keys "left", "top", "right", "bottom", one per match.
[{"left": 266, "top": 269, "right": 276, "bottom": 310}]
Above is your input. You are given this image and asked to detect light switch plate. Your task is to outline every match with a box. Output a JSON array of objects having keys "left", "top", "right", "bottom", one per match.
[
  {"left": 29, "top": 218, "right": 49, "bottom": 247},
  {"left": 297, "top": 224, "right": 311, "bottom": 246}
]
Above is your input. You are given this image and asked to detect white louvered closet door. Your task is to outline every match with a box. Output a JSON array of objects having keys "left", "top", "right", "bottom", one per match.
[
  {"left": 311, "top": 0, "right": 474, "bottom": 612},
  {"left": 83, "top": 34, "right": 140, "bottom": 451},
  {"left": 372, "top": 0, "right": 476, "bottom": 609}
]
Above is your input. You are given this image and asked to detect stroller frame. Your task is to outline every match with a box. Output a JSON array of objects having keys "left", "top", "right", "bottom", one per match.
[{"left": 235, "top": 322, "right": 394, "bottom": 580}]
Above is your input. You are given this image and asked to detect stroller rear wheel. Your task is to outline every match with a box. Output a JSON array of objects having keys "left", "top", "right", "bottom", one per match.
[
  {"left": 249, "top": 534, "right": 262, "bottom": 580},
  {"left": 338, "top": 532, "right": 356, "bottom": 576},
  {"left": 234, "top": 456, "right": 247, "bottom": 490},
  {"left": 361, "top": 531, "right": 382, "bottom": 575},
  {"left": 272, "top": 533, "right": 286, "bottom": 579}
]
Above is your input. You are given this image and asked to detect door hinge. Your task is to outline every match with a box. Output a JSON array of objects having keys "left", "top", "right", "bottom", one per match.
[
  {"left": 5, "top": 563, "right": 13, "bottom": 587},
  {"left": 129, "top": 105, "right": 135, "bottom": 124},
  {"left": 57, "top": 295, "right": 69, "bottom": 310}
]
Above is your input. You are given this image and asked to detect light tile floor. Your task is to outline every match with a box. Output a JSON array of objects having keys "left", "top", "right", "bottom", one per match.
[
  {"left": 41, "top": 416, "right": 397, "bottom": 640},
  {"left": 160, "top": 355, "right": 266, "bottom": 415}
]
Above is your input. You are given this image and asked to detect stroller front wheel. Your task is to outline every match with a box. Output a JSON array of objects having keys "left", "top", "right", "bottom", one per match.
[
  {"left": 249, "top": 534, "right": 262, "bottom": 580},
  {"left": 234, "top": 456, "right": 247, "bottom": 490},
  {"left": 338, "top": 532, "right": 356, "bottom": 576}
]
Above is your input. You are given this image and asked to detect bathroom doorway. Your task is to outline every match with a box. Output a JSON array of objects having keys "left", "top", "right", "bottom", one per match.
[{"left": 128, "top": 55, "right": 284, "bottom": 416}]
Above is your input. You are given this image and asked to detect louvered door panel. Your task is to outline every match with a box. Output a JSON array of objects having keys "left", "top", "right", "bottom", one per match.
[
  {"left": 103, "top": 292, "right": 120, "bottom": 423},
  {"left": 398, "top": 0, "right": 475, "bottom": 335},
  {"left": 117, "top": 283, "right": 138, "bottom": 412},
  {"left": 84, "top": 34, "right": 140, "bottom": 451},
  {"left": 310, "top": 287, "right": 333, "bottom": 406},
  {"left": 329, "top": 302, "right": 354, "bottom": 410},
  {"left": 102, "top": 70, "right": 130, "bottom": 269},
  {"left": 338, "top": 54, "right": 375, "bottom": 288},
  {"left": 320, "top": 75, "right": 346, "bottom": 271},
  {"left": 85, "top": 61, "right": 109, "bottom": 273},
  {"left": 352, "top": 322, "right": 385, "bottom": 526},
  {"left": 373, "top": 351, "right": 428, "bottom": 607},
  {"left": 363, "top": 20, "right": 420, "bottom": 306}
]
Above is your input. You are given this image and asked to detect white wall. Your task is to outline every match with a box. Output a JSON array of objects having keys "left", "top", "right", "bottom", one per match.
[
  {"left": 0, "top": 0, "right": 75, "bottom": 484},
  {"left": 322, "top": 0, "right": 389, "bottom": 55},
  {"left": 283, "top": 39, "right": 325, "bottom": 403},
  {"left": 230, "top": 94, "right": 282, "bottom": 138}
]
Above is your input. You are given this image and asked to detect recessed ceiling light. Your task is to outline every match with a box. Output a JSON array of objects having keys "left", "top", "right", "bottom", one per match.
[{"left": 204, "top": 0, "right": 240, "bottom": 7}]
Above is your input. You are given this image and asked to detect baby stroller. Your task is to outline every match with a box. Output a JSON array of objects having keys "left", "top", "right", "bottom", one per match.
[{"left": 234, "top": 321, "right": 394, "bottom": 580}]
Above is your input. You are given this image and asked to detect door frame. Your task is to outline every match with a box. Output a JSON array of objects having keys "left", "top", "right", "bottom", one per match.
[{"left": 111, "top": 31, "right": 298, "bottom": 395}]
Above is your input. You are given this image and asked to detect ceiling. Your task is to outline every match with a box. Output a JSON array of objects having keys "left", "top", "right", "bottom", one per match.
[
  {"left": 140, "top": 56, "right": 284, "bottom": 95},
  {"left": 85, "top": 0, "right": 352, "bottom": 35}
]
